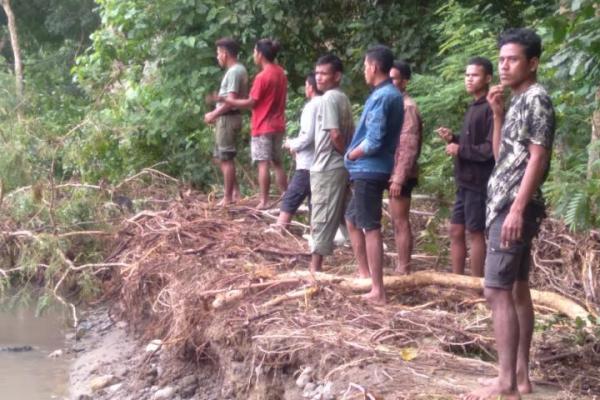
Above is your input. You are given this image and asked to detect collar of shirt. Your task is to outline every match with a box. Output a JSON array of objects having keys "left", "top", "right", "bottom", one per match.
[
  {"left": 471, "top": 94, "right": 488, "bottom": 106},
  {"left": 370, "top": 78, "right": 393, "bottom": 93}
]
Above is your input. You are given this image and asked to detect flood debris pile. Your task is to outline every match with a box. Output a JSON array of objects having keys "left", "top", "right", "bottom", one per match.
[{"left": 100, "top": 188, "right": 600, "bottom": 399}]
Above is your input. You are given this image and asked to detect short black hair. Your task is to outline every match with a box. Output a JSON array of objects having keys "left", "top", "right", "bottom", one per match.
[
  {"left": 392, "top": 60, "right": 412, "bottom": 81},
  {"left": 215, "top": 37, "right": 239, "bottom": 57},
  {"left": 365, "top": 45, "right": 394, "bottom": 74},
  {"left": 498, "top": 28, "right": 542, "bottom": 60},
  {"left": 467, "top": 56, "right": 493, "bottom": 76},
  {"left": 316, "top": 54, "right": 344, "bottom": 74},
  {"left": 306, "top": 72, "right": 322, "bottom": 95},
  {"left": 255, "top": 38, "right": 281, "bottom": 62}
]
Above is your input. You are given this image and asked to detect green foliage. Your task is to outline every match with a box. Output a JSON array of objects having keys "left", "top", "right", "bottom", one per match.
[{"left": 539, "top": 0, "right": 600, "bottom": 230}]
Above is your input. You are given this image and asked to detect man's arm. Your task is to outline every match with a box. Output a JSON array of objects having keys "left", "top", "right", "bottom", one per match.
[
  {"left": 501, "top": 143, "right": 549, "bottom": 247},
  {"left": 204, "top": 92, "right": 239, "bottom": 124},
  {"left": 390, "top": 104, "right": 421, "bottom": 196},
  {"left": 348, "top": 97, "right": 389, "bottom": 160},
  {"left": 487, "top": 85, "right": 505, "bottom": 160},
  {"left": 330, "top": 128, "right": 347, "bottom": 155},
  {"left": 288, "top": 101, "right": 318, "bottom": 152},
  {"left": 224, "top": 96, "right": 255, "bottom": 109}
]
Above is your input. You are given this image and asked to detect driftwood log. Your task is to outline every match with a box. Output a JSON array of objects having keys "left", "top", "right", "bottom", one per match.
[{"left": 214, "top": 270, "right": 591, "bottom": 323}]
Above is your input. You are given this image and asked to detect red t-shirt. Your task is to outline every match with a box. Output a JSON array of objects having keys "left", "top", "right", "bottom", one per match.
[{"left": 249, "top": 63, "right": 287, "bottom": 136}]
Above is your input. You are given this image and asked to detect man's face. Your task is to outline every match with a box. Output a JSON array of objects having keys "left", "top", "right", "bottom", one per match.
[
  {"left": 216, "top": 47, "right": 228, "bottom": 68},
  {"left": 363, "top": 57, "right": 376, "bottom": 85},
  {"left": 304, "top": 79, "right": 311, "bottom": 98},
  {"left": 315, "top": 63, "right": 339, "bottom": 92},
  {"left": 252, "top": 47, "right": 260, "bottom": 65},
  {"left": 390, "top": 67, "right": 406, "bottom": 92},
  {"left": 498, "top": 43, "right": 537, "bottom": 89},
  {"left": 464, "top": 64, "right": 490, "bottom": 95}
]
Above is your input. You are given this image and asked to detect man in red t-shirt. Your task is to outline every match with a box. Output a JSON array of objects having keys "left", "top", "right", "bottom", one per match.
[{"left": 226, "top": 38, "right": 288, "bottom": 209}]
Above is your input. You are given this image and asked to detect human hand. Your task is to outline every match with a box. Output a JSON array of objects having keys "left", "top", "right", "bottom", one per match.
[
  {"left": 500, "top": 208, "right": 523, "bottom": 248},
  {"left": 389, "top": 182, "right": 402, "bottom": 198},
  {"left": 436, "top": 127, "right": 453, "bottom": 143},
  {"left": 487, "top": 85, "right": 505, "bottom": 117},
  {"left": 204, "top": 112, "right": 216, "bottom": 124},
  {"left": 445, "top": 143, "right": 459, "bottom": 157}
]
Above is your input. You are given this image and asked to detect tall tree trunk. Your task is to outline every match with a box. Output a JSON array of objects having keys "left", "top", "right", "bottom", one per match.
[
  {"left": 589, "top": 87, "right": 600, "bottom": 179},
  {"left": 1, "top": 0, "right": 24, "bottom": 101}
]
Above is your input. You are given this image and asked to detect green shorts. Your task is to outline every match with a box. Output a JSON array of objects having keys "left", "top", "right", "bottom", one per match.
[
  {"left": 213, "top": 113, "right": 242, "bottom": 161},
  {"left": 310, "top": 168, "right": 349, "bottom": 256}
]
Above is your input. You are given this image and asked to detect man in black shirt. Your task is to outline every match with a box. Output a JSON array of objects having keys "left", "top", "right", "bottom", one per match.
[{"left": 437, "top": 57, "right": 494, "bottom": 277}]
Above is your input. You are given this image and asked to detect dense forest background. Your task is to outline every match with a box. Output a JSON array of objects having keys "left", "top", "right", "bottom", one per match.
[{"left": 0, "top": 0, "right": 598, "bottom": 232}]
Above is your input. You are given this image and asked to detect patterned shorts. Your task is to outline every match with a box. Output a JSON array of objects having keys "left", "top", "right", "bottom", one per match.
[{"left": 251, "top": 133, "right": 284, "bottom": 162}]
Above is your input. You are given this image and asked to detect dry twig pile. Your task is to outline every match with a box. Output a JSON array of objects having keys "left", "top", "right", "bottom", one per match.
[{"left": 101, "top": 189, "right": 600, "bottom": 398}]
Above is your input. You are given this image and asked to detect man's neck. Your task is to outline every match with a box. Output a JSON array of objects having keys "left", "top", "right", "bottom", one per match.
[
  {"left": 371, "top": 75, "right": 388, "bottom": 88},
  {"left": 225, "top": 59, "right": 238, "bottom": 69},
  {"left": 260, "top": 60, "right": 273, "bottom": 69},
  {"left": 472, "top": 89, "right": 487, "bottom": 101},
  {"left": 511, "top": 77, "right": 536, "bottom": 95}
]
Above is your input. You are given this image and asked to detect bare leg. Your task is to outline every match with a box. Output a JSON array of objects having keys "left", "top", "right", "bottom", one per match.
[
  {"left": 346, "top": 219, "right": 370, "bottom": 278},
  {"left": 310, "top": 253, "right": 323, "bottom": 273},
  {"left": 463, "top": 287, "right": 520, "bottom": 400},
  {"left": 220, "top": 160, "right": 236, "bottom": 205},
  {"left": 467, "top": 230, "right": 486, "bottom": 277},
  {"left": 389, "top": 196, "right": 412, "bottom": 274},
  {"left": 233, "top": 180, "right": 241, "bottom": 201},
  {"left": 271, "top": 160, "right": 288, "bottom": 194},
  {"left": 276, "top": 211, "right": 293, "bottom": 227},
  {"left": 362, "top": 228, "right": 385, "bottom": 304},
  {"left": 257, "top": 161, "right": 270, "bottom": 208},
  {"left": 513, "top": 280, "right": 534, "bottom": 394},
  {"left": 450, "top": 223, "right": 466, "bottom": 274}
]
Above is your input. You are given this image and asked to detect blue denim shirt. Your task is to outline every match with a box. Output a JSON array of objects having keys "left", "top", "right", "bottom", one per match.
[{"left": 345, "top": 79, "right": 404, "bottom": 181}]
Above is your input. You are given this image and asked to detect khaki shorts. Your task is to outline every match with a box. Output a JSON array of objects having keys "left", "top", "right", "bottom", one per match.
[
  {"left": 251, "top": 132, "right": 284, "bottom": 162},
  {"left": 213, "top": 114, "right": 242, "bottom": 161},
  {"left": 310, "top": 168, "right": 349, "bottom": 256}
]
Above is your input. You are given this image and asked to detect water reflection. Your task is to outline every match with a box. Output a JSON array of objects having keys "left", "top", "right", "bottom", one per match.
[{"left": 0, "top": 306, "right": 70, "bottom": 399}]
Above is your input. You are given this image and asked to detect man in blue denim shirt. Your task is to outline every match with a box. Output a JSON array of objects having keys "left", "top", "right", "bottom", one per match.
[{"left": 345, "top": 45, "right": 404, "bottom": 304}]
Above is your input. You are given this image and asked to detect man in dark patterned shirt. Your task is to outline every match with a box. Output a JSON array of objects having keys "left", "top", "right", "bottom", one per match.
[{"left": 463, "top": 28, "right": 555, "bottom": 400}]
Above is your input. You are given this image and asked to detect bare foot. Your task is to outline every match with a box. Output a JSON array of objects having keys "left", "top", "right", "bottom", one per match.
[
  {"left": 216, "top": 197, "right": 234, "bottom": 207},
  {"left": 460, "top": 384, "right": 520, "bottom": 400},
  {"left": 256, "top": 201, "right": 270, "bottom": 210},
  {"left": 361, "top": 291, "right": 386, "bottom": 305},
  {"left": 394, "top": 265, "right": 411, "bottom": 275},
  {"left": 477, "top": 377, "right": 532, "bottom": 394},
  {"left": 354, "top": 272, "right": 370, "bottom": 279}
]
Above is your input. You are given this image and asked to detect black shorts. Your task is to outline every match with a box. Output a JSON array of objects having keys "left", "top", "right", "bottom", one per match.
[
  {"left": 451, "top": 187, "right": 486, "bottom": 232},
  {"left": 393, "top": 178, "right": 418, "bottom": 198},
  {"left": 484, "top": 203, "right": 545, "bottom": 289},
  {"left": 345, "top": 179, "right": 387, "bottom": 231},
  {"left": 280, "top": 169, "right": 311, "bottom": 214}
]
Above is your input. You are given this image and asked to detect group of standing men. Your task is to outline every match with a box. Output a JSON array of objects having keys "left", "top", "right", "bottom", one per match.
[{"left": 205, "top": 27, "right": 556, "bottom": 400}]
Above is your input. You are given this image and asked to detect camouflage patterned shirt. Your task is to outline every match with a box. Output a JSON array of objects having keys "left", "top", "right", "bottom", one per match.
[{"left": 486, "top": 83, "right": 555, "bottom": 227}]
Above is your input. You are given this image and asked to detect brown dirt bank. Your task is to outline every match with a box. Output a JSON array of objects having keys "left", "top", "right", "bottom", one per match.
[{"left": 84, "top": 188, "right": 600, "bottom": 399}]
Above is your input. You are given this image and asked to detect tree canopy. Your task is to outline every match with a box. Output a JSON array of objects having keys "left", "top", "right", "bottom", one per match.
[{"left": 0, "top": 0, "right": 598, "bottom": 228}]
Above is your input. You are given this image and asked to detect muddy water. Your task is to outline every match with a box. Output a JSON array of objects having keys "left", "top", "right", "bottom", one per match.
[{"left": 0, "top": 306, "right": 70, "bottom": 399}]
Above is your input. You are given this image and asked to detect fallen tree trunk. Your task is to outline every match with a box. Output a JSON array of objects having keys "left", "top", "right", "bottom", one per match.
[{"left": 276, "top": 270, "right": 591, "bottom": 323}]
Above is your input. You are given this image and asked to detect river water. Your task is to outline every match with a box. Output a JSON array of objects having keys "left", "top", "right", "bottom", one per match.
[{"left": 0, "top": 306, "right": 70, "bottom": 399}]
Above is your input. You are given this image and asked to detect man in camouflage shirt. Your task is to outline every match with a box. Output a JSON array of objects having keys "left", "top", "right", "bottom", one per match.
[{"left": 463, "top": 28, "right": 555, "bottom": 400}]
